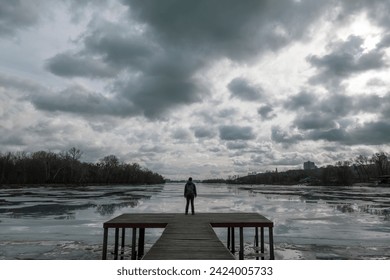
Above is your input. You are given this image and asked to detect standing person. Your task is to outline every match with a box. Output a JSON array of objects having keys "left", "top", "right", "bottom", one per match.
[{"left": 184, "top": 177, "right": 197, "bottom": 215}]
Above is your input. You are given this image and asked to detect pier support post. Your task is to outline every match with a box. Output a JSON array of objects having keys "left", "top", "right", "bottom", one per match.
[
  {"left": 121, "top": 228, "right": 126, "bottom": 260},
  {"left": 227, "top": 227, "right": 231, "bottom": 249},
  {"left": 261, "top": 227, "right": 265, "bottom": 260},
  {"left": 138, "top": 228, "right": 145, "bottom": 259},
  {"left": 131, "top": 228, "right": 137, "bottom": 260},
  {"left": 239, "top": 227, "right": 244, "bottom": 260},
  {"left": 269, "top": 227, "right": 274, "bottom": 260},
  {"left": 255, "top": 227, "right": 259, "bottom": 260},
  {"left": 102, "top": 227, "right": 108, "bottom": 260},
  {"left": 230, "top": 227, "right": 235, "bottom": 254},
  {"left": 114, "top": 228, "right": 119, "bottom": 260}
]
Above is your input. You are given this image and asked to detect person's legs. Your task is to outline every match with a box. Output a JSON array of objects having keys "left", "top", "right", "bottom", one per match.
[
  {"left": 185, "top": 197, "right": 190, "bottom": 214},
  {"left": 190, "top": 196, "right": 195, "bottom": 214}
]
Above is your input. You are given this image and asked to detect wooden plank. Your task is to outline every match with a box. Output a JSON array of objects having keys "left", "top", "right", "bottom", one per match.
[
  {"left": 104, "top": 213, "right": 273, "bottom": 228},
  {"left": 143, "top": 219, "right": 234, "bottom": 260},
  {"left": 102, "top": 212, "right": 274, "bottom": 260}
]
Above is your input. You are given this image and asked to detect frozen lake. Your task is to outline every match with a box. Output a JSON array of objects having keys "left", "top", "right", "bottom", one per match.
[{"left": 0, "top": 183, "right": 389, "bottom": 260}]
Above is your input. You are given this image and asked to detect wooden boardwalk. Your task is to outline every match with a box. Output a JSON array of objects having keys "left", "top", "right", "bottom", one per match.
[
  {"left": 143, "top": 214, "right": 234, "bottom": 259},
  {"left": 102, "top": 213, "right": 274, "bottom": 260}
]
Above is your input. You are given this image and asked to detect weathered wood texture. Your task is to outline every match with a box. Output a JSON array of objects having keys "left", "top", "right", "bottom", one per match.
[
  {"left": 143, "top": 215, "right": 234, "bottom": 260},
  {"left": 102, "top": 212, "right": 274, "bottom": 260}
]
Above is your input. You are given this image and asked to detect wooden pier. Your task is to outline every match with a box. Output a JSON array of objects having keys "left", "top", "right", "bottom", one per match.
[{"left": 102, "top": 213, "right": 274, "bottom": 260}]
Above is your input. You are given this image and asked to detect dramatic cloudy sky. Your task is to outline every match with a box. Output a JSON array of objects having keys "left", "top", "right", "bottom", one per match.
[{"left": 1, "top": 0, "right": 390, "bottom": 179}]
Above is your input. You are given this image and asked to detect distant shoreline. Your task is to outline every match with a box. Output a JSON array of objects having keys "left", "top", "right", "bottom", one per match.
[
  {"left": 0, "top": 182, "right": 165, "bottom": 189},
  {"left": 1, "top": 181, "right": 387, "bottom": 190}
]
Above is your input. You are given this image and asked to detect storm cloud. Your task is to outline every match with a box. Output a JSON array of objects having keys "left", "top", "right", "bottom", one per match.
[
  {"left": 228, "top": 78, "right": 264, "bottom": 101},
  {"left": 219, "top": 125, "right": 256, "bottom": 141},
  {"left": 258, "top": 105, "right": 276, "bottom": 121},
  {"left": 42, "top": 0, "right": 335, "bottom": 120},
  {"left": 46, "top": 53, "right": 116, "bottom": 78},
  {"left": 308, "top": 35, "right": 388, "bottom": 87},
  {"left": 0, "top": 1, "right": 43, "bottom": 35},
  {"left": 280, "top": 89, "right": 390, "bottom": 146},
  {"left": 1, "top": 0, "right": 390, "bottom": 179}
]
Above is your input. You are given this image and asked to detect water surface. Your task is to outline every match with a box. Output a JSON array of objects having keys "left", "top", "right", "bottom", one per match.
[{"left": 0, "top": 183, "right": 389, "bottom": 260}]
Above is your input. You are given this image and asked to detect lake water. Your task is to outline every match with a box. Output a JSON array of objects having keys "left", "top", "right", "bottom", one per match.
[{"left": 0, "top": 183, "right": 389, "bottom": 260}]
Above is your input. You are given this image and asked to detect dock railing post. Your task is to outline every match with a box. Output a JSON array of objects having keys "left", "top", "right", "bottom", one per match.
[{"left": 102, "top": 227, "right": 108, "bottom": 260}]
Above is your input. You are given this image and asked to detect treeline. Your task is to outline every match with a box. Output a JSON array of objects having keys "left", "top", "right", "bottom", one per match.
[
  {"left": 0, "top": 148, "right": 165, "bottom": 186},
  {"left": 202, "top": 179, "right": 226, "bottom": 183},
  {"left": 228, "top": 152, "right": 390, "bottom": 186}
]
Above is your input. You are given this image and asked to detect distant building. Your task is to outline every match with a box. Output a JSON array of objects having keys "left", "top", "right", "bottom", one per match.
[{"left": 303, "top": 161, "right": 317, "bottom": 170}]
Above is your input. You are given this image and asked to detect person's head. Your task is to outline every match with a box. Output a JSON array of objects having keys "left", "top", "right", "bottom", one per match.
[{"left": 188, "top": 177, "right": 192, "bottom": 181}]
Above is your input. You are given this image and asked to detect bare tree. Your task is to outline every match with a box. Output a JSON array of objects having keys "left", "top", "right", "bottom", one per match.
[{"left": 371, "top": 152, "right": 389, "bottom": 176}]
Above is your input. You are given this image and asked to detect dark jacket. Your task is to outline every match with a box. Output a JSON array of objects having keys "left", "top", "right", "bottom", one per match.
[{"left": 184, "top": 181, "right": 197, "bottom": 197}]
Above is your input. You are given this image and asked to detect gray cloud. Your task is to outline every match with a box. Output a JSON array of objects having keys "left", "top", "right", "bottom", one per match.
[
  {"left": 45, "top": 30, "right": 208, "bottom": 119},
  {"left": 46, "top": 53, "right": 116, "bottom": 78},
  {"left": 2, "top": 0, "right": 390, "bottom": 179},
  {"left": 0, "top": 74, "right": 45, "bottom": 95},
  {"left": 317, "top": 93, "right": 354, "bottom": 117},
  {"left": 123, "top": 0, "right": 331, "bottom": 60},
  {"left": 307, "top": 121, "right": 390, "bottom": 146},
  {"left": 377, "top": 33, "right": 390, "bottom": 49},
  {"left": 380, "top": 94, "right": 390, "bottom": 119},
  {"left": 31, "top": 85, "right": 136, "bottom": 117},
  {"left": 366, "top": 78, "right": 386, "bottom": 87},
  {"left": 226, "top": 141, "right": 249, "bottom": 151},
  {"left": 307, "top": 128, "right": 348, "bottom": 143},
  {"left": 0, "top": 129, "right": 26, "bottom": 146},
  {"left": 0, "top": 1, "right": 44, "bottom": 36},
  {"left": 273, "top": 114, "right": 390, "bottom": 146},
  {"left": 293, "top": 112, "right": 337, "bottom": 130},
  {"left": 271, "top": 153, "right": 305, "bottom": 166},
  {"left": 193, "top": 127, "right": 216, "bottom": 139},
  {"left": 50, "top": 18, "right": 208, "bottom": 119},
  {"left": 138, "top": 144, "right": 168, "bottom": 157},
  {"left": 217, "top": 108, "right": 239, "bottom": 119},
  {"left": 285, "top": 90, "right": 390, "bottom": 127},
  {"left": 64, "top": 0, "right": 111, "bottom": 22},
  {"left": 219, "top": 125, "right": 255, "bottom": 141},
  {"left": 354, "top": 94, "right": 384, "bottom": 115},
  {"left": 284, "top": 90, "right": 316, "bottom": 110},
  {"left": 82, "top": 22, "right": 156, "bottom": 70},
  {"left": 122, "top": 73, "right": 206, "bottom": 119},
  {"left": 257, "top": 104, "right": 276, "bottom": 120},
  {"left": 42, "top": 0, "right": 334, "bottom": 120},
  {"left": 339, "top": 0, "right": 390, "bottom": 30},
  {"left": 242, "top": 146, "right": 307, "bottom": 169},
  {"left": 171, "top": 128, "right": 192, "bottom": 141},
  {"left": 346, "top": 121, "right": 390, "bottom": 145},
  {"left": 271, "top": 126, "right": 304, "bottom": 146},
  {"left": 280, "top": 89, "right": 390, "bottom": 146},
  {"left": 228, "top": 77, "right": 264, "bottom": 101},
  {"left": 307, "top": 35, "right": 388, "bottom": 87}
]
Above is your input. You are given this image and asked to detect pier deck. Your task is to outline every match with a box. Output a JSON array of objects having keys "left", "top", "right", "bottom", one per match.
[{"left": 102, "top": 213, "right": 274, "bottom": 260}]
